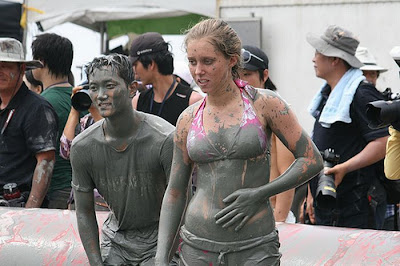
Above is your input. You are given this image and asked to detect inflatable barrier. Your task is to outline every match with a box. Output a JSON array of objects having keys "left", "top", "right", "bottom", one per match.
[{"left": 0, "top": 207, "right": 399, "bottom": 265}]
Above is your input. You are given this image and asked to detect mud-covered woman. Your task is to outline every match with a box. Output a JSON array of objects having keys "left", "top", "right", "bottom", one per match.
[{"left": 155, "top": 19, "right": 323, "bottom": 265}]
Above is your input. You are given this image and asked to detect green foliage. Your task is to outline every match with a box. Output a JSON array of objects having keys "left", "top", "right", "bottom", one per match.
[{"left": 107, "top": 14, "right": 206, "bottom": 37}]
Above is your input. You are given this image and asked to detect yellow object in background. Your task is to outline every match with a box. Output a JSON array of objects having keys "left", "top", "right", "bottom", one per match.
[{"left": 20, "top": 5, "right": 44, "bottom": 29}]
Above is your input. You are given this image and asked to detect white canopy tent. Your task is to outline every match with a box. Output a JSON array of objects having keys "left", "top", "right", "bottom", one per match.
[
  {"left": 22, "top": 0, "right": 216, "bottom": 53},
  {"left": 24, "top": 0, "right": 216, "bottom": 31}
]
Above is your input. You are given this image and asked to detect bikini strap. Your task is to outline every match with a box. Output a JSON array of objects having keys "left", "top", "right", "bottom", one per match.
[
  {"left": 234, "top": 79, "right": 257, "bottom": 100},
  {"left": 191, "top": 96, "right": 207, "bottom": 127}
]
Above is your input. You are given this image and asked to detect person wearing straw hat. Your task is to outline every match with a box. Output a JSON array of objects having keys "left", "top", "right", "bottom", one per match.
[
  {"left": 305, "top": 26, "right": 389, "bottom": 229},
  {"left": 356, "top": 46, "right": 388, "bottom": 87},
  {"left": 0, "top": 37, "right": 58, "bottom": 208}
]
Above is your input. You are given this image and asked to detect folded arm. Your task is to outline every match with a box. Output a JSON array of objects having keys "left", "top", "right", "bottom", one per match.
[{"left": 215, "top": 91, "right": 323, "bottom": 230}]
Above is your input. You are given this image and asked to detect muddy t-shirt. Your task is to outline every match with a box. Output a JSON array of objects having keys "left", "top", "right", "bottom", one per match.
[
  {"left": 0, "top": 84, "right": 58, "bottom": 190},
  {"left": 71, "top": 112, "right": 174, "bottom": 230}
]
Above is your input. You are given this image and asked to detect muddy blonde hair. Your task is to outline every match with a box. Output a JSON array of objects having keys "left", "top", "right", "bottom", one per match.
[{"left": 184, "top": 18, "right": 242, "bottom": 79}]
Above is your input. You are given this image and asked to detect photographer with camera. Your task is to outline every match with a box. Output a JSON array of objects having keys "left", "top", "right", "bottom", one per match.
[
  {"left": 305, "top": 26, "right": 389, "bottom": 229},
  {"left": 356, "top": 46, "right": 400, "bottom": 230},
  {"left": 60, "top": 83, "right": 107, "bottom": 211},
  {"left": 60, "top": 84, "right": 103, "bottom": 160},
  {"left": 365, "top": 46, "right": 400, "bottom": 230}
]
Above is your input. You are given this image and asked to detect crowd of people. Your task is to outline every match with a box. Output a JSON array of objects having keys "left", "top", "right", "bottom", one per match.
[{"left": 0, "top": 18, "right": 399, "bottom": 265}]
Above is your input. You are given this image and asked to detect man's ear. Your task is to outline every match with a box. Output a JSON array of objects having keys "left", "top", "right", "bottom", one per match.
[
  {"left": 128, "top": 81, "right": 137, "bottom": 98},
  {"left": 331, "top": 57, "right": 341, "bottom": 66},
  {"left": 148, "top": 60, "right": 157, "bottom": 71}
]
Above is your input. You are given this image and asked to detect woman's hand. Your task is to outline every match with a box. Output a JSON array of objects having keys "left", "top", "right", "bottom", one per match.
[{"left": 215, "top": 188, "right": 264, "bottom": 232}]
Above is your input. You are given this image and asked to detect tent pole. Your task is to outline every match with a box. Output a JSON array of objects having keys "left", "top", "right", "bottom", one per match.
[
  {"left": 100, "top": 21, "right": 108, "bottom": 54},
  {"left": 216, "top": 0, "right": 221, "bottom": 18},
  {"left": 100, "top": 22, "right": 105, "bottom": 54},
  {"left": 22, "top": 0, "right": 28, "bottom": 54}
]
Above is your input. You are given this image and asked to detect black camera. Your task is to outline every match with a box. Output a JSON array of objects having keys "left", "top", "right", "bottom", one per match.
[
  {"left": 366, "top": 47, "right": 400, "bottom": 129},
  {"left": 71, "top": 84, "right": 92, "bottom": 112},
  {"left": 315, "top": 149, "right": 340, "bottom": 210},
  {"left": 0, "top": 183, "right": 28, "bottom": 207},
  {"left": 366, "top": 89, "right": 400, "bottom": 129}
]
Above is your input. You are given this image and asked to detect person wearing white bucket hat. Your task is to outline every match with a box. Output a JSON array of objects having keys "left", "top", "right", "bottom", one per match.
[
  {"left": 0, "top": 37, "right": 58, "bottom": 208},
  {"left": 305, "top": 26, "right": 389, "bottom": 229},
  {"left": 356, "top": 46, "right": 388, "bottom": 87}
]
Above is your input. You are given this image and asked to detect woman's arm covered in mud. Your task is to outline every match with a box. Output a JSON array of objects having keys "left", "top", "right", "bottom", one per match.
[
  {"left": 155, "top": 110, "right": 194, "bottom": 265},
  {"left": 215, "top": 90, "right": 323, "bottom": 231}
]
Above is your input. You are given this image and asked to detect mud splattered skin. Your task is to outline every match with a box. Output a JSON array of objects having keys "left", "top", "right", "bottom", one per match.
[
  {"left": 158, "top": 80, "right": 323, "bottom": 248},
  {"left": 156, "top": 31, "right": 323, "bottom": 263}
]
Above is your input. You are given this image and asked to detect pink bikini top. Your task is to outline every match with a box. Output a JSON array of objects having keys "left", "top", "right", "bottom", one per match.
[{"left": 187, "top": 79, "right": 268, "bottom": 163}]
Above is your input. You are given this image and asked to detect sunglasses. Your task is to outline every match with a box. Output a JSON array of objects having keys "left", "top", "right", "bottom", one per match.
[{"left": 241, "top": 49, "right": 265, "bottom": 64}]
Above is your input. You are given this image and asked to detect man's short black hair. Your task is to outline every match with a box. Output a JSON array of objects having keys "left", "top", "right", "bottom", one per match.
[
  {"left": 138, "top": 50, "right": 174, "bottom": 76},
  {"left": 31, "top": 33, "right": 73, "bottom": 78},
  {"left": 86, "top": 54, "right": 135, "bottom": 87}
]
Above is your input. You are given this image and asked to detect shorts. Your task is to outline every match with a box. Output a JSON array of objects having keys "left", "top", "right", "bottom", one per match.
[
  {"left": 178, "top": 225, "right": 281, "bottom": 266},
  {"left": 101, "top": 214, "right": 158, "bottom": 265}
]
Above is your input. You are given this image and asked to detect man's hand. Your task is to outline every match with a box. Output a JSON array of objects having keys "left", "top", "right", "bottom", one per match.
[{"left": 324, "top": 163, "right": 349, "bottom": 188}]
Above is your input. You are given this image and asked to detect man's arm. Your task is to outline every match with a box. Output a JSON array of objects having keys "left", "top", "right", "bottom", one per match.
[
  {"left": 325, "top": 136, "right": 388, "bottom": 187},
  {"left": 74, "top": 188, "right": 103, "bottom": 265},
  {"left": 70, "top": 138, "right": 101, "bottom": 265},
  {"left": 385, "top": 126, "right": 400, "bottom": 180},
  {"left": 25, "top": 150, "right": 55, "bottom": 208}
]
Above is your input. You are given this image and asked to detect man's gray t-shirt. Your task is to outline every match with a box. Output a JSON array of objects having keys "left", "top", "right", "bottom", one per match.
[{"left": 71, "top": 112, "right": 174, "bottom": 231}]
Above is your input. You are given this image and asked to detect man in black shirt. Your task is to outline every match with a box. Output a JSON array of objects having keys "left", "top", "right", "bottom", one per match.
[
  {"left": 305, "top": 26, "right": 389, "bottom": 228},
  {"left": 0, "top": 38, "right": 58, "bottom": 208},
  {"left": 129, "top": 32, "right": 202, "bottom": 126}
]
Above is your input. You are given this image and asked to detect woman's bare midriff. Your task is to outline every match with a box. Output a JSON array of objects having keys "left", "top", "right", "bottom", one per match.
[{"left": 183, "top": 158, "right": 276, "bottom": 242}]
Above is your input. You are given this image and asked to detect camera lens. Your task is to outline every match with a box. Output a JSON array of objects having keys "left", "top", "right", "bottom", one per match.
[
  {"left": 367, "top": 99, "right": 400, "bottom": 129},
  {"left": 316, "top": 172, "right": 336, "bottom": 209},
  {"left": 315, "top": 149, "right": 340, "bottom": 210},
  {"left": 71, "top": 89, "right": 92, "bottom": 112}
]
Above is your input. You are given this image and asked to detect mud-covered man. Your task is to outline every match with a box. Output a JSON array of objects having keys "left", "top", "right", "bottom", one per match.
[{"left": 71, "top": 54, "right": 174, "bottom": 265}]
